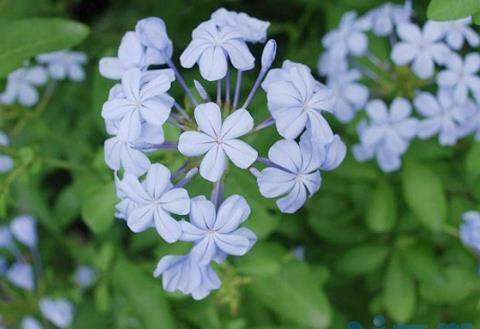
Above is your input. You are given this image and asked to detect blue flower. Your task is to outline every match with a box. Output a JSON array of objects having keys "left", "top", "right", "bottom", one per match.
[
  {"left": 20, "top": 316, "right": 43, "bottom": 329},
  {"left": 39, "top": 298, "right": 74, "bottom": 329},
  {"left": 6, "top": 261, "right": 34, "bottom": 290},
  {"left": 365, "top": 1, "right": 412, "bottom": 36},
  {"left": 460, "top": 211, "right": 480, "bottom": 253},
  {"left": 0, "top": 132, "right": 13, "bottom": 174},
  {"left": 179, "top": 195, "right": 256, "bottom": 265},
  {"left": 0, "top": 66, "right": 48, "bottom": 107},
  {"left": 391, "top": 21, "right": 450, "bottom": 79},
  {"left": 429, "top": 17, "right": 480, "bottom": 50},
  {"left": 153, "top": 254, "right": 221, "bottom": 300},
  {"left": 414, "top": 90, "right": 473, "bottom": 146},
  {"left": 262, "top": 60, "right": 336, "bottom": 143},
  {"left": 353, "top": 98, "right": 418, "bottom": 172},
  {"left": 36, "top": 51, "right": 87, "bottom": 82},
  {"left": 10, "top": 215, "right": 37, "bottom": 248},
  {"left": 118, "top": 164, "right": 190, "bottom": 242},
  {"left": 211, "top": 8, "right": 270, "bottom": 43},
  {"left": 180, "top": 20, "right": 255, "bottom": 81},
  {"left": 437, "top": 52, "right": 480, "bottom": 103}
]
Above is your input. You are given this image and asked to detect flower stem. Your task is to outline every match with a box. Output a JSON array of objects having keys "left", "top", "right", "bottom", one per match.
[
  {"left": 176, "top": 167, "right": 198, "bottom": 188},
  {"left": 225, "top": 66, "right": 231, "bottom": 107},
  {"left": 257, "top": 156, "right": 293, "bottom": 174},
  {"left": 253, "top": 117, "right": 275, "bottom": 132},
  {"left": 217, "top": 79, "right": 222, "bottom": 105},
  {"left": 233, "top": 70, "right": 243, "bottom": 109},
  {"left": 211, "top": 179, "right": 224, "bottom": 209},
  {"left": 172, "top": 160, "right": 191, "bottom": 180},
  {"left": 242, "top": 68, "right": 267, "bottom": 110},
  {"left": 165, "top": 57, "right": 198, "bottom": 107},
  {"left": 174, "top": 101, "right": 190, "bottom": 120}
]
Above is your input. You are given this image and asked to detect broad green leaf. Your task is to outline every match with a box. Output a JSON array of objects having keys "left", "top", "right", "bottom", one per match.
[
  {"left": 53, "top": 184, "right": 80, "bottom": 229},
  {"left": 336, "top": 243, "right": 388, "bottom": 275},
  {"left": 383, "top": 255, "right": 416, "bottom": 323},
  {"left": 0, "top": 18, "right": 89, "bottom": 78},
  {"left": 473, "top": 10, "right": 480, "bottom": 24},
  {"left": 80, "top": 181, "right": 116, "bottom": 234},
  {"left": 427, "top": 0, "right": 480, "bottom": 21},
  {"left": 401, "top": 244, "right": 441, "bottom": 282},
  {"left": 419, "top": 266, "right": 478, "bottom": 304},
  {"left": 465, "top": 142, "right": 480, "bottom": 175},
  {"left": 251, "top": 261, "right": 332, "bottom": 329},
  {"left": 234, "top": 242, "right": 285, "bottom": 277},
  {"left": 366, "top": 180, "right": 396, "bottom": 232},
  {"left": 401, "top": 160, "right": 447, "bottom": 231},
  {"left": 113, "top": 259, "right": 175, "bottom": 329}
]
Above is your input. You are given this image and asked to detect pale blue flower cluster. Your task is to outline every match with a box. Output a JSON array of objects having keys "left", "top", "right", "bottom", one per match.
[
  {"left": 321, "top": 1, "right": 480, "bottom": 172},
  {"left": 0, "top": 215, "right": 75, "bottom": 329},
  {"left": 100, "top": 8, "right": 345, "bottom": 299},
  {"left": 0, "top": 50, "right": 87, "bottom": 107}
]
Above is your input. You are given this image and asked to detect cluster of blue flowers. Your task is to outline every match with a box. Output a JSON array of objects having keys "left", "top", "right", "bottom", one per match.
[
  {"left": 321, "top": 2, "right": 480, "bottom": 172},
  {"left": 99, "top": 9, "right": 346, "bottom": 299},
  {"left": 0, "top": 215, "right": 80, "bottom": 329},
  {"left": 0, "top": 51, "right": 87, "bottom": 108}
]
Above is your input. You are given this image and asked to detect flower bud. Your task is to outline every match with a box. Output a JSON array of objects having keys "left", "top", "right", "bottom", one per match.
[
  {"left": 261, "top": 39, "right": 277, "bottom": 70},
  {"left": 135, "top": 17, "right": 172, "bottom": 52}
]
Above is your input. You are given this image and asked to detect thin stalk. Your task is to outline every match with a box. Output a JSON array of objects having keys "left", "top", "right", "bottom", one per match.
[
  {"left": 217, "top": 79, "right": 222, "bottom": 105},
  {"left": 253, "top": 117, "right": 275, "bottom": 132},
  {"left": 174, "top": 101, "right": 190, "bottom": 120},
  {"left": 225, "top": 66, "right": 231, "bottom": 107},
  {"left": 233, "top": 71, "right": 243, "bottom": 109},
  {"left": 165, "top": 57, "right": 198, "bottom": 107},
  {"left": 242, "top": 68, "right": 267, "bottom": 109},
  {"left": 176, "top": 168, "right": 198, "bottom": 188},
  {"left": 211, "top": 179, "right": 224, "bottom": 209}
]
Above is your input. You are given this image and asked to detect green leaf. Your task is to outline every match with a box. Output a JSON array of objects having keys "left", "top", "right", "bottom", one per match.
[
  {"left": 80, "top": 181, "right": 116, "bottom": 234},
  {"left": 234, "top": 242, "right": 284, "bottom": 277},
  {"left": 336, "top": 243, "right": 388, "bottom": 275},
  {"left": 383, "top": 255, "right": 416, "bottom": 323},
  {"left": 401, "top": 160, "right": 447, "bottom": 231},
  {"left": 251, "top": 261, "right": 332, "bottom": 329},
  {"left": 427, "top": 0, "right": 480, "bottom": 21},
  {"left": 465, "top": 142, "right": 480, "bottom": 175},
  {"left": 0, "top": 18, "right": 89, "bottom": 78},
  {"left": 366, "top": 180, "right": 397, "bottom": 232},
  {"left": 473, "top": 10, "right": 480, "bottom": 24},
  {"left": 113, "top": 259, "right": 175, "bottom": 329}
]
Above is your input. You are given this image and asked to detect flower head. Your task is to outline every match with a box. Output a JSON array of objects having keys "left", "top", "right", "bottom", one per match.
[
  {"left": 414, "top": 90, "right": 473, "bottom": 146},
  {"left": 6, "top": 261, "right": 34, "bottom": 290},
  {"left": 211, "top": 8, "right": 270, "bottom": 43},
  {"left": 178, "top": 103, "right": 258, "bottom": 182},
  {"left": 429, "top": 17, "right": 480, "bottom": 50},
  {"left": 135, "top": 17, "right": 173, "bottom": 63},
  {"left": 0, "top": 66, "right": 47, "bottom": 107},
  {"left": 391, "top": 21, "right": 450, "bottom": 79},
  {"left": 322, "top": 11, "right": 371, "bottom": 58},
  {"left": 327, "top": 68, "right": 369, "bottom": 123},
  {"left": 460, "top": 211, "right": 480, "bottom": 253},
  {"left": 437, "top": 52, "right": 480, "bottom": 103},
  {"left": 180, "top": 21, "right": 255, "bottom": 81},
  {"left": 39, "top": 298, "right": 74, "bottom": 329},
  {"left": 366, "top": 1, "right": 412, "bottom": 36},
  {"left": 179, "top": 195, "right": 256, "bottom": 264},
  {"left": 10, "top": 215, "right": 37, "bottom": 248},
  {"left": 118, "top": 164, "right": 190, "bottom": 242},
  {"left": 354, "top": 98, "right": 418, "bottom": 172},
  {"left": 36, "top": 50, "right": 87, "bottom": 81},
  {"left": 262, "top": 60, "right": 336, "bottom": 143}
]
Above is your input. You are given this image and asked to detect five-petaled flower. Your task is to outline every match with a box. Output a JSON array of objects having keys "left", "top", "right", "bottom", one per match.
[
  {"left": 178, "top": 102, "right": 258, "bottom": 182},
  {"left": 118, "top": 164, "right": 190, "bottom": 243}
]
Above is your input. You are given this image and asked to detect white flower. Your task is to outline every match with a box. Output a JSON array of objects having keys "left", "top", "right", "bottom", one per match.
[
  {"left": 414, "top": 90, "right": 473, "bottom": 146},
  {"left": 21, "top": 316, "right": 44, "bottom": 329},
  {"left": 102, "top": 68, "right": 174, "bottom": 142},
  {"left": 99, "top": 32, "right": 145, "bottom": 80},
  {"left": 255, "top": 139, "right": 322, "bottom": 214},
  {"left": 327, "top": 69, "right": 369, "bottom": 123},
  {"left": 322, "top": 11, "right": 371, "bottom": 58},
  {"left": 6, "top": 262, "right": 34, "bottom": 290},
  {"left": 180, "top": 20, "right": 255, "bottom": 81},
  {"left": 178, "top": 102, "right": 258, "bottom": 182},
  {"left": 391, "top": 21, "right": 451, "bottom": 79},
  {"left": 0, "top": 132, "right": 13, "bottom": 174},
  {"left": 10, "top": 215, "right": 37, "bottom": 248},
  {"left": 262, "top": 60, "right": 336, "bottom": 143},
  {"left": 135, "top": 17, "right": 173, "bottom": 64},
  {"left": 119, "top": 164, "right": 190, "bottom": 242},
  {"left": 179, "top": 195, "right": 256, "bottom": 265},
  {"left": 429, "top": 17, "right": 480, "bottom": 50},
  {"left": 211, "top": 8, "right": 270, "bottom": 43},
  {"left": 366, "top": 1, "right": 412, "bottom": 36},
  {"left": 36, "top": 51, "right": 87, "bottom": 81},
  {"left": 0, "top": 66, "right": 48, "bottom": 107},
  {"left": 39, "top": 298, "right": 74, "bottom": 329},
  {"left": 437, "top": 53, "right": 480, "bottom": 103}
]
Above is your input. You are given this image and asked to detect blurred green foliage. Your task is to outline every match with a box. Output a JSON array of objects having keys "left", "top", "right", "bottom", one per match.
[{"left": 1, "top": 0, "right": 480, "bottom": 328}]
